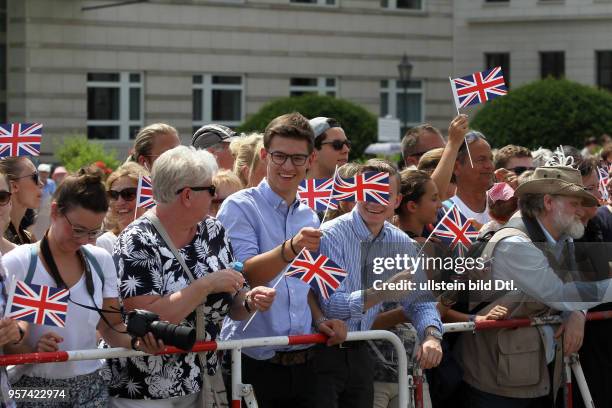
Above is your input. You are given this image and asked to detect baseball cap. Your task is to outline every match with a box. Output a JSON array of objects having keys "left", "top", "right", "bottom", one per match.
[
  {"left": 37, "top": 164, "right": 51, "bottom": 173},
  {"left": 191, "top": 124, "right": 239, "bottom": 150},
  {"left": 309, "top": 117, "right": 341, "bottom": 139}
]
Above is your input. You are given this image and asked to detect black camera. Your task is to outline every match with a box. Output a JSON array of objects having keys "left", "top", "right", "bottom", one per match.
[{"left": 126, "top": 309, "right": 196, "bottom": 351}]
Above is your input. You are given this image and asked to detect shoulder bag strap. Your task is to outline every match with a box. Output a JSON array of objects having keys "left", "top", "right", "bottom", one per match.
[{"left": 26, "top": 244, "right": 38, "bottom": 285}]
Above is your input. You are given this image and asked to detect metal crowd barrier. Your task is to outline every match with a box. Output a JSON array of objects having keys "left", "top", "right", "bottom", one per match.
[{"left": 1, "top": 311, "right": 611, "bottom": 407}]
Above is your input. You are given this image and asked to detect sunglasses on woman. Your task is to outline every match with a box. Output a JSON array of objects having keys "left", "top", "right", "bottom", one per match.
[
  {"left": 107, "top": 187, "right": 138, "bottom": 201},
  {"left": 320, "top": 139, "right": 352, "bottom": 151},
  {"left": 0, "top": 191, "right": 11, "bottom": 206},
  {"left": 13, "top": 172, "right": 39, "bottom": 185}
]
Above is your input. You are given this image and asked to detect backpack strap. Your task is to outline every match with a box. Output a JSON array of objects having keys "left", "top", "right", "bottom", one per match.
[
  {"left": 25, "top": 244, "right": 38, "bottom": 285},
  {"left": 80, "top": 246, "right": 105, "bottom": 290}
]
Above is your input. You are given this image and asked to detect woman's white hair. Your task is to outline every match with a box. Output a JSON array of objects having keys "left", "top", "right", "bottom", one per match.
[{"left": 152, "top": 146, "right": 218, "bottom": 204}]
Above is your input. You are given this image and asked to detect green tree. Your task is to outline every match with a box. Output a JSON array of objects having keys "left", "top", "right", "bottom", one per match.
[
  {"left": 56, "top": 136, "right": 120, "bottom": 172},
  {"left": 471, "top": 78, "right": 612, "bottom": 148},
  {"left": 238, "top": 95, "right": 377, "bottom": 160}
]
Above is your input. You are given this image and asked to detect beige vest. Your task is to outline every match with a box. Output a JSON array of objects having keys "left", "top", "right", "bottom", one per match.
[{"left": 455, "top": 219, "right": 563, "bottom": 399}]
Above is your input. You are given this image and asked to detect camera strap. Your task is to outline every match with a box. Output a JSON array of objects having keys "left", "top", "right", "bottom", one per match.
[
  {"left": 37, "top": 233, "right": 126, "bottom": 334},
  {"left": 145, "top": 213, "right": 206, "bottom": 345}
]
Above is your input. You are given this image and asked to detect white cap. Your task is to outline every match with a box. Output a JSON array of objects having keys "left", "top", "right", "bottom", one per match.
[{"left": 37, "top": 164, "right": 51, "bottom": 173}]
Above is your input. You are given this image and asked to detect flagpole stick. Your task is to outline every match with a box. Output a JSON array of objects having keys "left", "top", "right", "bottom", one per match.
[
  {"left": 320, "top": 165, "right": 339, "bottom": 225},
  {"left": 449, "top": 76, "right": 473, "bottom": 169},
  {"left": 242, "top": 248, "right": 306, "bottom": 332}
]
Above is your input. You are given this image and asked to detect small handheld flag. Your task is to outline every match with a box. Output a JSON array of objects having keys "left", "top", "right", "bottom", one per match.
[
  {"left": 298, "top": 178, "right": 337, "bottom": 212},
  {"left": 136, "top": 175, "right": 155, "bottom": 209},
  {"left": 332, "top": 171, "right": 390, "bottom": 206},
  {"left": 450, "top": 67, "right": 507, "bottom": 110},
  {"left": 0, "top": 123, "right": 43, "bottom": 157},
  {"left": 285, "top": 249, "right": 348, "bottom": 300},
  {"left": 432, "top": 205, "right": 479, "bottom": 255},
  {"left": 5, "top": 280, "right": 69, "bottom": 327}
]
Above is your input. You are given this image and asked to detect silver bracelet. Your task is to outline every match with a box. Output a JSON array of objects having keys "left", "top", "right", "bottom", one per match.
[{"left": 314, "top": 317, "right": 329, "bottom": 328}]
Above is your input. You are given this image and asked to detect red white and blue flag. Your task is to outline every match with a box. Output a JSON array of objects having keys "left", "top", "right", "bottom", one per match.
[
  {"left": 285, "top": 249, "right": 348, "bottom": 300},
  {"left": 598, "top": 166, "right": 609, "bottom": 201},
  {"left": 450, "top": 67, "right": 507, "bottom": 109},
  {"left": 432, "top": 205, "right": 479, "bottom": 255},
  {"left": 332, "top": 171, "right": 390, "bottom": 205},
  {"left": 298, "top": 178, "right": 338, "bottom": 212},
  {"left": 136, "top": 175, "right": 155, "bottom": 209},
  {"left": 0, "top": 123, "right": 43, "bottom": 157},
  {"left": 6, "top": 280, "right": 69, "bottom": 327}
]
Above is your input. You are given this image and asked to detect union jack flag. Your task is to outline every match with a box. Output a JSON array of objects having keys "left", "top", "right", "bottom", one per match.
[
  {"left": 451, "top": 67, "right": 507, "bottom": 109},
  {"left": 298, "top": 178, "right": 337, "bottom": 212},
  {"left": 432, "top": 205, "right": 479, "bottom": 255},
  {"left": 136, "top": 175, "right": 155, "bottom": 209},
  {"left": 285, "top": 249, "right": 347, "bottom": 300},
  {"left": 332, "top": 171, "right": 390, "bottom": 206},
  {"left": 598, "top": 166, "right": 609, "bottom": 201},
  {"left": 6, "top": 280, "right": 69, "bottom": 327},
  {"left": 0, "top": 123, "right": 43, "bottom": 157}
]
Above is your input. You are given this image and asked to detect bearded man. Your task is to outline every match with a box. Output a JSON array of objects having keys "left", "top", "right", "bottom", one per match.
[{"left": 456, "top": 166, "right": 612, "bottom": 408}]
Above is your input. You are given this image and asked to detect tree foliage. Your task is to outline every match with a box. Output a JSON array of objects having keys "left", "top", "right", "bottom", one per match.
[
  {"left": 238, "top": 95, "right": 377, "bottom": 160},
  {"left": 471, "top": 78, "right": 612, "bottom": 148},
  {"left": 56, "top": 136, "right": 120, "bottom": 172}
]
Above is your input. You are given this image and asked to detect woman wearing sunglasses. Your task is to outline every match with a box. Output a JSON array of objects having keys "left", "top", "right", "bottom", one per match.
[
  {"left": 0, "top": 157, "right": 43, "bottom": 245},
  {"left": 2, "top": 166, "right": 163, "bottom": 407},
  {"left": 97, "top": 162, "right": 148, "bottom": 254}
]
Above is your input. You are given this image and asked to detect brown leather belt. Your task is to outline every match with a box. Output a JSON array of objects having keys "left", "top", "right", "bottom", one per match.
[{"left": 268, "top": 348, "right": 315, "bottom": 366}]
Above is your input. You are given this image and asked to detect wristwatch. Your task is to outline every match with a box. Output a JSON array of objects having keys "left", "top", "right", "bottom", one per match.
[{"left": 425, "top": 327, "right": 443, "bottom": 341}]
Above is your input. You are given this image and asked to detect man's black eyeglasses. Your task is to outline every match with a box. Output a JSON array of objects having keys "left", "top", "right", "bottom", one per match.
[
  {"left": 320, "top": 140, "right": 352, "bottom": 151},
  {"left": 13, "top": 172, "right": 39, "bottom": 185},
  {"left": 108, "top": 187, "right": 138, "bottom": 202},
  {"left": 508, "top": 166, "right": 535, "bottom": 176},
  {"left": 176, "top": 185, "right": 216, "bottom": 196},
  {"left": 267, "top": 150, "right": 309, "bottom": 166}
]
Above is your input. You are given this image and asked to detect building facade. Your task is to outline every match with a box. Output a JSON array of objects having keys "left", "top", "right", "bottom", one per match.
[
  {"left": 454, "top": 0, "right": 612, "bottom": 93},
  {"left": 4, "top": 0, "right": 454, "bottom": 160}
]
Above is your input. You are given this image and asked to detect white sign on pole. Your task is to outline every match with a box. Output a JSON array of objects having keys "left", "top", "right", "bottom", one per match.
[{"left": 377, "top": 117, "right": 401, "bottom": 142}]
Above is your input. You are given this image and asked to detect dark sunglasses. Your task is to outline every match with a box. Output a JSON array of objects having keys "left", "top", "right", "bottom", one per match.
[
  {"left": 320, "top": 139, "right": 352, "bottom": 151},
  {"left": 176, "top": 185, "right": 216, "bottom": 196},
  {"left": 108, "top": 187, "right": 138, "bottom": 201},
  {"left": 13, "top": 172, "right": 39, "bottom": 185},
  {"left": 0, "top": 191, "right": 11, "bottom": 206},
  {"left": 508, "top": 166, "right": 535, "bottom": 176}
]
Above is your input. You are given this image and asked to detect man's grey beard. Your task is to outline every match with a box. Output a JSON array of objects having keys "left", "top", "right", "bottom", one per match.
[{"left": 553, "top": 207, "right": 585, "bottom": 239}]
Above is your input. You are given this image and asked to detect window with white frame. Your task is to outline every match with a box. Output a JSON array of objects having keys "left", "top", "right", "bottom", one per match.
[
  {"left": 290, "top": 0, "right": 336, "bottom": 5},
  {"left": 290, "top": 77, "right": 337, "bottom": 97},
  {"left": 380, "top": 79, "right": 424, "bottom": 137},
  {"left": 87, "top": 72, "right": 143, "bottom": 140},
  {"left": 381, "top": 0, "right": 424, "bottom": 10},
  {"left": 193, "top": 75, "right": 244, "bottom": 133}
]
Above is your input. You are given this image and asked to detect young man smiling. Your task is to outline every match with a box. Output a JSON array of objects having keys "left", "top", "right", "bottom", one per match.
[
  {"left": 315, "top": 159, "right": 443, "bottom": 408},
  {"left": 217, "top": 112, "right": 346, "bottom": 407}
]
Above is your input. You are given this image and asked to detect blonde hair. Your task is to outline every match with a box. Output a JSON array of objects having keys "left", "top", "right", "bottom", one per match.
[
  {"left": 232, "top": 133, "right": 264, "bottom": 187},
  {"left": 131, "top": 123, "right": 178, "bottom": 164},
  {"left": 105, "top": 162, "right": 149, "bottom": 234},
  {"left": 213, "top": 169, "right": 243, "bottom": 193}
]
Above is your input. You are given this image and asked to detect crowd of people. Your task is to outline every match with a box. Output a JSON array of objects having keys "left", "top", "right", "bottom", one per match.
[{"left": 0, "top": 112, "right": 610, "bottom": 408}]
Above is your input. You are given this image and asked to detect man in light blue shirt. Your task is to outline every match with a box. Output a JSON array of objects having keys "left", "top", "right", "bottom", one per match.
[
  {"left": 316, "top": 159, "right": 443, "bottom": 408},
  {"left": 218, "top": 112, "right": 346, "bottom": 408}
]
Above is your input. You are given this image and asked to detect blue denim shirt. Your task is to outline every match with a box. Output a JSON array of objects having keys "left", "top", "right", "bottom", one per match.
[{"left": 217, "top": 179, "right": 320, "bottom": 360}]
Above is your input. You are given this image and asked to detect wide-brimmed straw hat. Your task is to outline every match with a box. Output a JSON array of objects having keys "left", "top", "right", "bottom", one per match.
[{"left": 514, "top": 166, "right": 598, "bottom": 206}]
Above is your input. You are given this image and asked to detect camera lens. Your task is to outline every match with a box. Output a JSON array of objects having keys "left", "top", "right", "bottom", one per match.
[{"left": 150, "top": 321, "right": 196, "bottom": 351}]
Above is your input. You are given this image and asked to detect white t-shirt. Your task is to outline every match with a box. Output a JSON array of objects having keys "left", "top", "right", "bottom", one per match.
[
  {"left": 96, "top": 231, "right": 117, "bottom": 255},
  {"left": 2, "top": 244, "right": 119, "bottom": 379},
  {"left": 448, "top": 195, "right": 491, "bottom": 226}
]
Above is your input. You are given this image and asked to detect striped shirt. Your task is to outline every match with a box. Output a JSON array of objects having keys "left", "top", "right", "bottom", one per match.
[{"left": 319, "top": 208, "right": 442, "bottom": 340}]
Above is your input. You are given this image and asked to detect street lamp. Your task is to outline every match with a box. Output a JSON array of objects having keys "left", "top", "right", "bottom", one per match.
[{"left": 397, "top": 54, "right": 413, "bottom": 133}]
